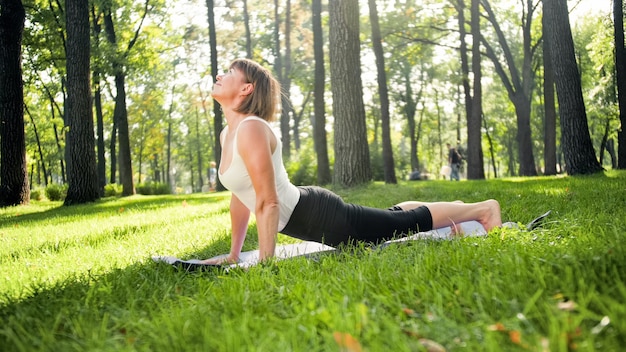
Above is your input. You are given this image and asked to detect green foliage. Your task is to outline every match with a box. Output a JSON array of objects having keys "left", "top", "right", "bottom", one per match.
[
  {"left": 1, "top": 173, "right": 625, "bottom": 351},
  {"left": 45, "top": 184, "right": 67, "bottom": 201},
  {"left": 104, "top": 184, "right": 123, "bottom": 197},
  {"left": 29, "top": 188, "right": 44, "bottom": 201},
  {"left": 285, "top": 149, "right": 318, "bottom": 186},
  {"left": 135, "top": 182, "right": 172, "bottom": 195}
]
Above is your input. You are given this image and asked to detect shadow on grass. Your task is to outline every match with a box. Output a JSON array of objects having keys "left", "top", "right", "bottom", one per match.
[
  {"left": 0, "top": 237, "right": 234, "bottom": 350},
  {"left": 0, "top": 192, "right": 231, "bottom": 226}
]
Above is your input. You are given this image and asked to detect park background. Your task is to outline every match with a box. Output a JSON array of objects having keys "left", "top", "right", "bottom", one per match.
[
  {"left": 1, "top": 0, "right": 624, "bottom": 205},
  {"left": 2, "top": 0, "right": 626, "bottom": 350}
]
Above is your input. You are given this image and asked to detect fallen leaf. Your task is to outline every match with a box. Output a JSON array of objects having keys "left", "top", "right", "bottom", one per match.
[
  {"left": 333, "top": 332, "right": 362, "bottom": 352},
  {"left": 418, "top": 338, "right": 446, "bottom": 352},
  {"left": 557, "top": 300, "right": 577, "bottom": 311},
  {"left": 402, "top": 307, "right": 416, "bottom": 316},
  {"left": 487, "top": 322, "right": 506, "bottom": 331},
  {"left": 509, "top": 330, "right": 522, "bottom": 345}
]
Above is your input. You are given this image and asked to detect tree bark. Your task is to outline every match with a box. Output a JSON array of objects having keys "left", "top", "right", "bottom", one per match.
[
  {"left": 274, "top": 0, "right": 293, "bottom": 158},
  {"left": 64, "top": 0, "right": 99, "bottom": 205},
  {"left": 206, "top": 0, "right": 225, "bottom": 191},
  {"left": 243, "top": 0, "right": 252, "bottom": 59},
  {"left": 481, "top": 0, "right": 537, "bottom": 176},
  {"left": 329, "top": 0, "right": 371, "bottom": 186},
  {"left": 103, "top": 9, "right": 135, "bottom": 196},
  {"left": 91, "top": 5, "right": 106, "bottom": 195},
  {"left": 467, "top": 0, "right": 485, "bottom": 179},
  {"left": 614, "top": 0, "right": 626, "bottom": 168},
  {"left": 0, "top": 0, "right": 29, "bottom": 206},
  {"left": 542, "top": 9, "right": 557, "bottom": 175},
  {"left": 311, "top": 0, "right": 331, "bottom": 184},
  {"left": 368, "top": 0, "right": 397, "bottom": 184},
  {"left": 543, "top": 0, "right": 603, "bottom": 175}
]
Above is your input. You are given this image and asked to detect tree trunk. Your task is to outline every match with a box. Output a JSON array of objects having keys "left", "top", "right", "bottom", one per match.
[
  {"left": 91, "top": 5, "right": 106, "bottom": 195},
  {"left": 195, "top": 108, "right": 204, "bottom": 191},
  {"left": 368, "top": 0, "right": 397, "bottom": 184},
  {"left": 311, "top": 0, "right": 331, "bottom": 185},
  {"left": 0, "top": 0, "right": 29, "bottom": 206},
  {"left": 109, "top": 112, "right": 118, "bottom": 184},
  {"left": 25, "top": 106, "right": 47, "bottom": 186},
  {"left": 103, "top": 10, "right": 134, "bottom": 196},
  {"left": 467, "top": 0, "right": 485, "bottom": 179},
  {"left": 542, "top": 10, "right": 558, "bottom": 176},
  {"left": 113, "top": 72, "right": 135, "bottom": 196},
  {"left": 481, "top": 0, "right": 537, "bottom": 176},
  {"left": 543, "top": 0, "right": 603, "bottom": 175},
  {"left": 51, "top": 105, "right": 66, "bottom": 183},
  {"left": 274, "top": 0, "right": 292, "bottom": 159},
  {"left": 206, "top": 0, "right": 225, "bottom": 191},
  {"left": 614, "top": 0, "right": 626, "bottom": 168},
  {"left": 456, "top": 0, "right": 473, "bottom": 148},
  {"left": 329, "top": 0, "right": 371, "bottom": 186},
  {"left": 243, "top": 0, "right": 252, "bottom": 59},
  {"left": 401, "top": 64, "right": 420, "bottom": 172},
  {"left": 64, "top": 0, "right": 99, "bottom": 205}
]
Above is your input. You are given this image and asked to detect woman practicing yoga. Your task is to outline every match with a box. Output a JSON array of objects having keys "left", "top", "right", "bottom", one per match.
[{"left": 202, "top": 59, "right": 501, "bottom": 264}]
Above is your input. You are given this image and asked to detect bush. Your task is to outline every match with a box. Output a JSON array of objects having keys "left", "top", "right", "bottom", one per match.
[
  {"left": 45, "top": 184, "right": 67, "bottom": 201},
  {"left": 136, "top": 182, "right": 171, "bottom": 195},
  {"left": 104, "top": 184, "right": 122, "bottom": 197},
  {"left": 30, "top": 188, "right": 43, "bottom": 201},
  {"left": 285, "top": 152, "right": 317, "bottom": 186}
]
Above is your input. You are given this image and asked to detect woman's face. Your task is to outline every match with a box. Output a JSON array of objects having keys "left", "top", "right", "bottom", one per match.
[{"left": 211, "top": 67, "right": 249, "bottom": 104}]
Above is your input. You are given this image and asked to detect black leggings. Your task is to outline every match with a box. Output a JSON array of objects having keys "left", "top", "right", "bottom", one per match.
[{"left": 280, "top": 186, "right": 433, "bottom": 247}]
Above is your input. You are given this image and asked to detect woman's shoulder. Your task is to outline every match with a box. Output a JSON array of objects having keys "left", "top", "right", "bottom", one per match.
[{"left": 241, "top": 115, "right": 270, "bottom": 126}]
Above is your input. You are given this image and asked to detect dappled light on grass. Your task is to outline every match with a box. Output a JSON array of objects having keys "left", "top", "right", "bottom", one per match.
[{"left": 1, "top": 174, "right": 626, "bottom": 350}]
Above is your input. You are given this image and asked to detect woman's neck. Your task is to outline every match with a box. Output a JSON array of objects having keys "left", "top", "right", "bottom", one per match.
[{"left": 223, "top": 110, "right": 252, "bottom": 130}]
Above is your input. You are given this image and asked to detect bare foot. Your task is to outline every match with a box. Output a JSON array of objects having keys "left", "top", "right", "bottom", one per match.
[{"left": 478, "top": 199, "right": 502, "bottom": 231}]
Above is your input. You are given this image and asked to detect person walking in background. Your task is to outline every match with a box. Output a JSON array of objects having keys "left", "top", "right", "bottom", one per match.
[{"left": 447, "top": 143, "right": 462, "bottom": 181}]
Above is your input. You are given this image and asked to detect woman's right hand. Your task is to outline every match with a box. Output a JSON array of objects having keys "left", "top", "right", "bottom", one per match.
[{"left": 200, "top": 255, "right": 239, "bottom": 265}]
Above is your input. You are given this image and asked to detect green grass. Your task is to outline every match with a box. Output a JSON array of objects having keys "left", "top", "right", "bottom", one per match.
[{"left": 1, "top": 172, "right": 625, "bottom": 351}]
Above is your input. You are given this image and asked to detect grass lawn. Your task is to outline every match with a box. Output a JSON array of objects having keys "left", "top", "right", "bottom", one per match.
[{"left": 1, "top": 171, "right": 625, "bottom": 351}]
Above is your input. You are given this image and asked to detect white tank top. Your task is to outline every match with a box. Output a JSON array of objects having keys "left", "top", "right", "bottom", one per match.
[{"left": 218, "top": 116, "right": 300, "bottom": 231}]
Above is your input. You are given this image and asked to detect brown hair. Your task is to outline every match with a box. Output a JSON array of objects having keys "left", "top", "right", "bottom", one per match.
[{"left": 230, "top": 59, "right": 281, "bottom": 122}]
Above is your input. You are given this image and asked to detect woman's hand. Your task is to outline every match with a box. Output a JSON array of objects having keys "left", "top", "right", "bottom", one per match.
[{"left": 200, "top": 254, "right": 239, "bottom": 265}]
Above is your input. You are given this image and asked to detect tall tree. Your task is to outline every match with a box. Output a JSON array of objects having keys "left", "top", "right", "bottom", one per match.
[
  {"left": 368, "top": 0, "right": 397, "bottom": 184},
  {"left": 102, "top": 1, "right": 153, "bottom": 196},
  {"left": 274, "top": 0, "right": 293, "bottom": 158},
  {"left": 481, "top": 0, "right": 538, "bottom": 176},
  {"left": 64, "top": 0, "right": 99, "bottom": 204},
  {"left": 329, "top": 0, "right": 371, "bottom": 186},
  {"left": 206, "top": 0, "right": 225, "bottom": 191},
  {"left": 614, "top": 0, "right": 626, "bottom": 168},
  {"left": 542, "top": 9, "right": 557, "bottom": 175},
  {"left": 243, "top": 0, "right": 252, "bottom": 59},
  {"left": 0, "top": 0, "right": 29, "bottom": 206},
  {"left": 91, "top": 5, "right": 106, "bottom": 195},
  {"left": 543, "top": 0, "right": 602, "bottom": 175},
  {"left": 467, "top": 0, "right": 485, "bottom": 179},
  {"left": 311, "top": 0, "right": 331, "bottom": 184}
]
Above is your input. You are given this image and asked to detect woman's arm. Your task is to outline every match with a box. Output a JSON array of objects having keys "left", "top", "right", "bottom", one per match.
[
  {"left": 200, "top": 193, "right": 250, "bottom": 265},
  {"left": 228, "top": 194, "right": 250, "bottom": 261},
  {"left": 237, "top": 120, "right": 280, "bottom": 261}
]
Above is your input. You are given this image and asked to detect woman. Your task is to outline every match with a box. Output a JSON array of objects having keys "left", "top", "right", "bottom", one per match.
[{"left": 203, "top": 59, "right": 501, "bottom": 264}]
